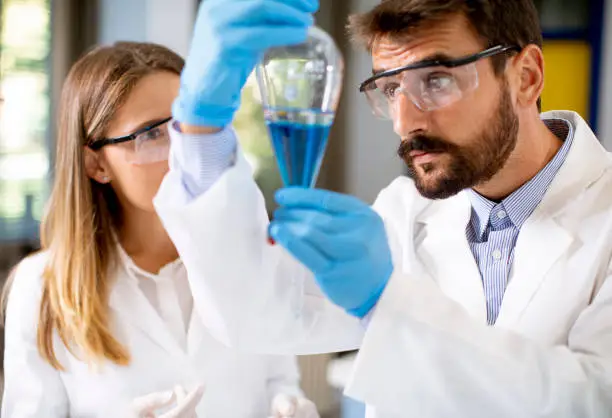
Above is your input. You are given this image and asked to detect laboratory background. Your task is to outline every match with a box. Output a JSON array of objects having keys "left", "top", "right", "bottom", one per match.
[{"left": 0, "top": 0, "right": 608, "bottom": 417}]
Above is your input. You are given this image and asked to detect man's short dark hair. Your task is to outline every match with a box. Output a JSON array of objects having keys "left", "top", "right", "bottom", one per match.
[{"left": 348, "top": 0, "right": 544, "bottom": 110}]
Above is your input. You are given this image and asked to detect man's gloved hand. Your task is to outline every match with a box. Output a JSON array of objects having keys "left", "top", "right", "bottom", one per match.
[
  {"left": 173, "top": 0, "right": 319, "bottom": 127},
  {"left": 130, "top": 385, "right": 205, "bottom": 418},
  {"left": 270, "top": 394, "right": 320, "bottom": 418},
  {"left": 269, "top": 188, "right": 394, "bottom": 318}
]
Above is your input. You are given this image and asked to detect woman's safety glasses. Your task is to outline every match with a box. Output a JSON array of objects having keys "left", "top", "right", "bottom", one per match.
[
  {"left": 89, "top": 117, "right": 172, "bottom": 165},
  {"left": 359, "top": 45, "right": 521, "bottom": 119}
]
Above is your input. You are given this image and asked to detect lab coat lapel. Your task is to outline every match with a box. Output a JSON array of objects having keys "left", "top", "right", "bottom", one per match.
[
  {"left": 415, "top": 193, "right": 488, "bottom": 323},
  {"left": 496, "top": 111, "right": 610, "bottom": 327},
  {"left": 495, "top": 215, "right": 572, "bottom": 327},
  {"left": 109, "top": 268, "right": 185, "bottom": 357},
  {"left": 186, "top": 307, "right": 205, "bottom": 356}
]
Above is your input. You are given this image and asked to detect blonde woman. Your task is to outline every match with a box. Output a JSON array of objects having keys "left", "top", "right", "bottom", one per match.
[{"left": 1, "top": 42, "right": 319, "bottom": 418}]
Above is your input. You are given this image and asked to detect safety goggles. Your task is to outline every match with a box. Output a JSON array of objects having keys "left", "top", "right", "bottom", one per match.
[
  {"left": 359, "top": 45, "right": 521, "bottom": 119},
  {"left": 89, "top": 117, "right": 172, "bottom": 165}
]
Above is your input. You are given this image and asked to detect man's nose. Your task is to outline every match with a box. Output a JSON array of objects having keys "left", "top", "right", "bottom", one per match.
[{"left": 392, "top": 93, "right": 428, "bottom": 138}]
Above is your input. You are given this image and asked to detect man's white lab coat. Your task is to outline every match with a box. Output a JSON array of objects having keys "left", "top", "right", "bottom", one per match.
[{"left": 155, "top": 111, "right": 612, "bottom": 417}]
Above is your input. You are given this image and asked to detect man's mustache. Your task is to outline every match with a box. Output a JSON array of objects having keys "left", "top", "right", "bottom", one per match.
[{"left": 397, "top": 135, "right": 453, "bottom": 159}]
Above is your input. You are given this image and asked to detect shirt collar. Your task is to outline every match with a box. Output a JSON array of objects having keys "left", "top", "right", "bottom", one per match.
[
  {"left": 467, "top": 191, "right": 496, "bottom": 239},
  {"left": 467, "top": 117, "right": 574, "bottom": 239},
  {"left": 115, "top": 239, "right": 183, "bottom": 283}
]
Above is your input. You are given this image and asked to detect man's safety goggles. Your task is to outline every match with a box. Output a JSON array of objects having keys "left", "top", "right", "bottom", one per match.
[
  {"left": 359, "top": 45, "right": 521, "bottom": 119},
  {"left": 89, "top": 117, "right": 172, "bottom": 165}
]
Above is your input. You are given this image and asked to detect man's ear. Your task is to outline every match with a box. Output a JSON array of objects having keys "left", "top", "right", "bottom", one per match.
[{"left": 511, "top": 44, "right": 545, "bottom": 109}]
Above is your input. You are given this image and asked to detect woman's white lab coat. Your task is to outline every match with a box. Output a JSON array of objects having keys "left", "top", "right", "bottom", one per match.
[
  {"left": 2, "top": 251, "right": 302, "bottom": 417},
  {"left": 154, "top": 110, "right": 612, "bottom": 417}
]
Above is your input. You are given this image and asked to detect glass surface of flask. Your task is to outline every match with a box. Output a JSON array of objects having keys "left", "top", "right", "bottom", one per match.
[{"left": 256, "top": 25, "right": 344, "bottom": 188}]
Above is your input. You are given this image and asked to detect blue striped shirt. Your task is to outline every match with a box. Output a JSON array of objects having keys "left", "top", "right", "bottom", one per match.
[{"left": 466, "top": 118, "right": 574, "bottom": 325}]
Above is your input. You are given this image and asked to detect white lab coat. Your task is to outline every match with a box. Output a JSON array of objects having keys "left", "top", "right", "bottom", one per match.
[
  {"left": 2, "top": 251, "right": 302, "bottom": 418},
  {"left": 154, "top": 110, "right": 612, "bottom": 417}
]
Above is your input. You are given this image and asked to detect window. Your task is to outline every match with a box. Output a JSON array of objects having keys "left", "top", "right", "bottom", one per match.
[{"left": 0, "top": 0, "right": 52, "bottom": 243}]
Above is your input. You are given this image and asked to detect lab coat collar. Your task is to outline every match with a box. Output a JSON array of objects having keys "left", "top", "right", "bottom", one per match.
[
  {"left": 528, "top": 111, "right": 611, "bottom": 215},
  {"left": 108, "top": 244, "right": 188, "bottom": 358},
  {"left": 412, "top": 111, "right": 610, "bottom": 326}
]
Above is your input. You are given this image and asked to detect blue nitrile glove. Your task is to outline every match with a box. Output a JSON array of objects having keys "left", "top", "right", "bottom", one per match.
[
  {"left": 269, "top": 188, "right": 394, "bottom": 318},
  {"left": 172, "top": 0, "right": 319, "bottom": 127}
]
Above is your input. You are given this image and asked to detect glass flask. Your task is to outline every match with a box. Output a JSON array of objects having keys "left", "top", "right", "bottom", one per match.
[{"left": 256, "top": 25, "right": 344, "bottom": 188}]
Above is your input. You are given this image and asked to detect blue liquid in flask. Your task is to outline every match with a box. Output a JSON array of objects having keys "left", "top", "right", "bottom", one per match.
[{"left": 265, "top": 108, "right": 333, "bottom": 188}]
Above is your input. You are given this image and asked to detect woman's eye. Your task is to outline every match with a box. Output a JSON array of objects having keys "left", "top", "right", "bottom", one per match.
[{"left": 142, "top": 127, "right": 163, "bottom": 141}]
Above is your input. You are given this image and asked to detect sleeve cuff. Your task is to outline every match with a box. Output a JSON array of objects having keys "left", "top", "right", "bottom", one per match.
[{"left": 168, "top": 120, "right": 238, "bottom": 198}]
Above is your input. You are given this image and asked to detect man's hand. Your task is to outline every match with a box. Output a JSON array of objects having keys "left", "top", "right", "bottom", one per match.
[
  {"left": 269, "top": 188, "right": 393, "bottom": 317},
  {"left": 173, "top": 0, "right": 319, "bottom": 129}
]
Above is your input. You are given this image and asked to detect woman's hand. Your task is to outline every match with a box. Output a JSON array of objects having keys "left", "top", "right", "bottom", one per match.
[
  {"left": 130, "top": 384, "right": 204, "bottom": 418},
  {"left": 270, "top": 393, "right": 320, "bottom": 418}
]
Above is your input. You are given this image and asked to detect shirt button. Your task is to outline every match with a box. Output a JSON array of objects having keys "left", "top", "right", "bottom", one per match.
[
  {"left": 496, "top": 210, "right": 507, "bottom": 219},
  {"left": 492, "top": 249, "right": 502, "bottom": 260}
]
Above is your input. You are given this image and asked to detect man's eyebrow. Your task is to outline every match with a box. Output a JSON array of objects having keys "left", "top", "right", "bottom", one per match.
[{"left": 372, "top": 52, "right": 456, "bottom": 75}]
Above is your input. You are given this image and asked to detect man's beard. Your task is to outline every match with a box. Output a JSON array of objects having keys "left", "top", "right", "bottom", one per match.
[{"left": 398, "top": 83, "right": 519, "bottom": 200}]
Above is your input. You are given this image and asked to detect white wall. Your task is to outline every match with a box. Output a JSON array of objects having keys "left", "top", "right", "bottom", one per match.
[
  {"left": 598, "top": 0, "right": 612, "bottom": 150},
  {"left": 341, "top": 0, "right": 406, "bottom": 203},
  {"left": 97, "top": 0, "right": 195, "bottom": 57}
]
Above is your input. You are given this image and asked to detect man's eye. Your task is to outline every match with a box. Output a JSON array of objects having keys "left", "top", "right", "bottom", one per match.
[
  {"left": 425, "top": 73, "right": 455, "bottom": 92},
  {"left": 382, "top": 83, "right": 400, "bottom": 99}
]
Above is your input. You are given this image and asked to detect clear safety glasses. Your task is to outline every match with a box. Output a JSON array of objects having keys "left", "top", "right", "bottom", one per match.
[
  {"left": 359, "top": 45, "right": 521, "bottom": 119},
  {"left": 89, "top": 117, "right": 172, "bottom": 165}
]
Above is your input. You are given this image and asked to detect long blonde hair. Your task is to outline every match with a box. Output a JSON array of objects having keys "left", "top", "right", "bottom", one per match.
[{"left": 3, "top": 42, "right": 184, "bottom": 369}]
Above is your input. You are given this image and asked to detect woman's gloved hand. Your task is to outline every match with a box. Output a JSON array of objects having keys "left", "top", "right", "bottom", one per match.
[
  {"left": 270, "top": 394, "right": 320, "bottom": 418},
  {"left": 172, "top": 0, "right": 319, "bottom": 127},
  {"left": 130, "top": 384, "right": 205, "bottom": 418}
]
